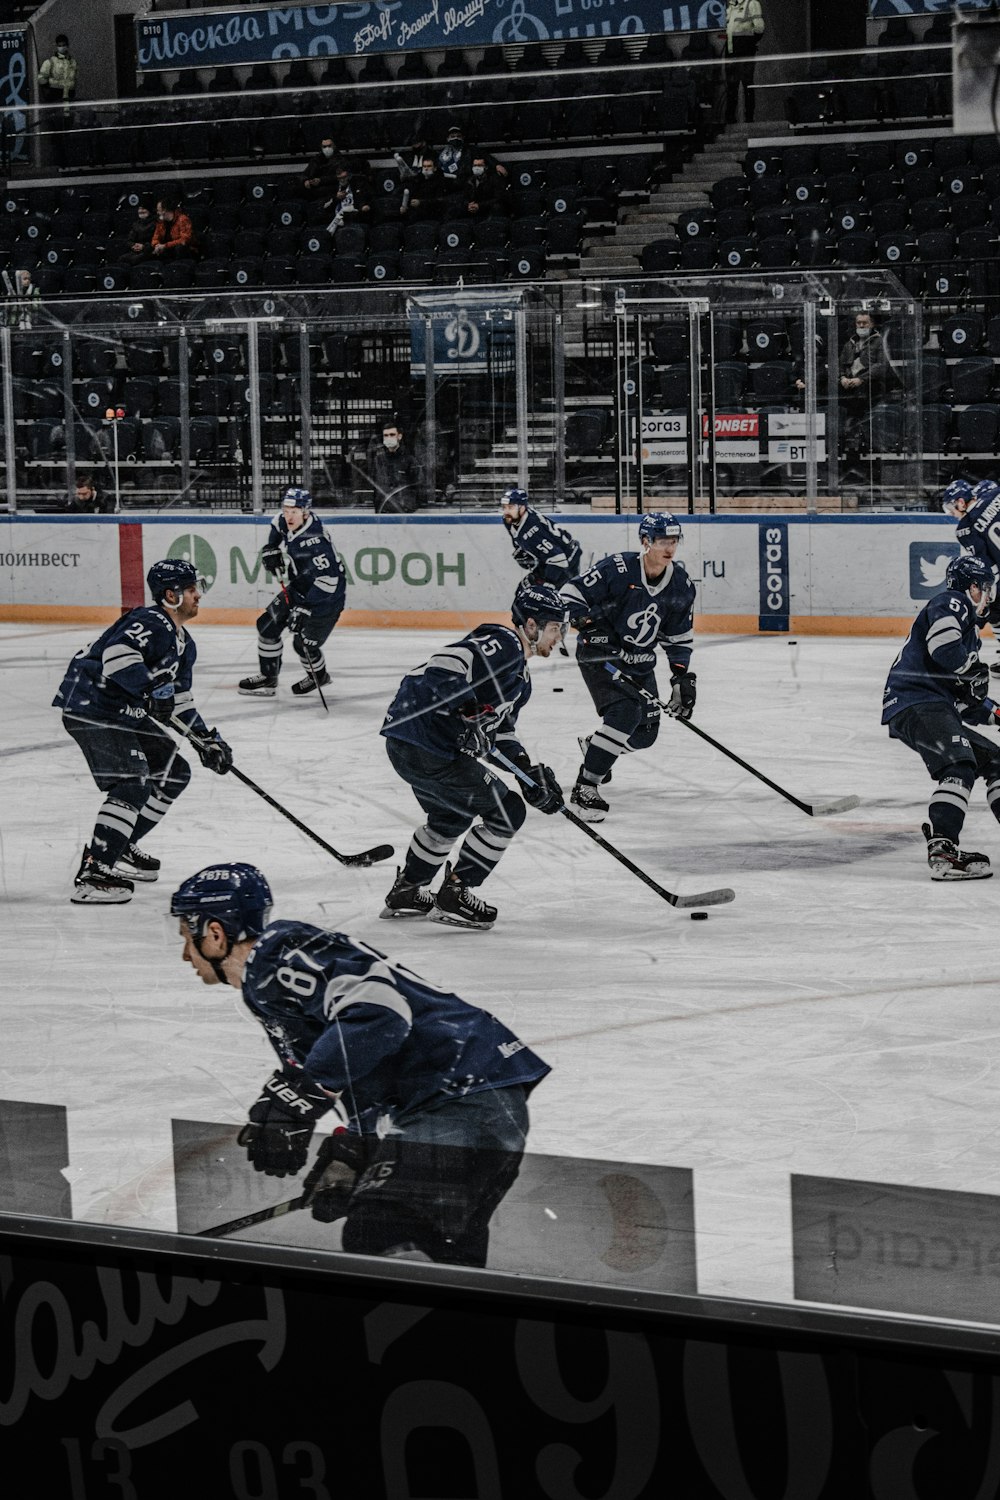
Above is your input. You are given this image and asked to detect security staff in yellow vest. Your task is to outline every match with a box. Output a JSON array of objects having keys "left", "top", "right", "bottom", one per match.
[{"left": 725, "top": 0, "right": 765, "bottom": 124}]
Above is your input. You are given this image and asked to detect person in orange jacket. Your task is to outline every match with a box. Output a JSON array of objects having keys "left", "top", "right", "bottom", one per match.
[{"left": 151, "top": 197, "right": 198, "bottom": 259}]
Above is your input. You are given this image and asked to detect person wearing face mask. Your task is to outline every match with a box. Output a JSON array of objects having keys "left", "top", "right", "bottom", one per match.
[
  {"left": 366, "top": 422, "right": 422, "bottom": 514},
  {"left": 302, "top": 137, "right": 343, "bottom": 200},
  {"left": 119, "top": 200, "right": 156, "bottom": 264},
  {"left": 38, "top": 33, "right": 77, "bottom": 169},
  {"left": 437, "top": 125, "right": 473, "bottom": 190},
  {"left": 838, "top": 310, "right": 891, "bottom": 477},
  {"left": 462, "top": 155, "right": 506, "bottom": 216},
  {"left": 406, "top": 156, "right": 448, "bottom": 222}
]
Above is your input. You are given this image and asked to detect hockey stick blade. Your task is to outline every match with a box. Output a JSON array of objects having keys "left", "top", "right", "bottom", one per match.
[
  {"left": 196, "top": 1192, "right": 310, "bottom": 1239},
  {"left": 669, "top": 886, "right": 736, "bottom": 909},
  {"left": 804, "top": 794, "right": 862, "bottom": 817},
  {"left": 339, "top": 842, "right": 395, "bottom": 867}
]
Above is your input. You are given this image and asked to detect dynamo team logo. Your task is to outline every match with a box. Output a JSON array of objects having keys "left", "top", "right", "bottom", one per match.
[
  {"left": 908, "top": 541, "right": 960, "bottom": 600},
  {"left": 625, "top": 603, "right": 661, "bottom": 649},
  {"left": 167, "top": 533, "right": 217, "bottom": 593}
]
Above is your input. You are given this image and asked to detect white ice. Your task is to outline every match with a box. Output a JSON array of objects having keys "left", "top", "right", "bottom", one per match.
[{"left": 2, "top": 619, "right": 996, "bottom": 1309}]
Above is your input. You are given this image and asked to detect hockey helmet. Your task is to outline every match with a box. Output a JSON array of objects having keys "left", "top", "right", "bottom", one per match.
[
  {"left": 940, "top": 479, "right": 973, "bottom": 514},
  {"left": 638, "top": 511, "right": 683, "bottom": 544},
  {"left": 972, "top": 479, "right": 1000, "bottom": 506},
  {"left": 147, "top": 558, "right": 198, "bottom": 604},
  {"left": 170, "top": 862, "right": 274, "bottom": 944},
  {"left": 282, "top": 486, "right": 313, "bottom": 510},
  {"left": 511, "top": 580, "right": 567, "bottom": 628},
  {"left": 946, "top": 553, "right": 997, "bottom": 613},
  {"left": 500, "top": 486, "right": 529, "bottom": 513}
]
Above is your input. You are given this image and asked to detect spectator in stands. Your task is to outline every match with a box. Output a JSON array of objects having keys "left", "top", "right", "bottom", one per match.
[
  {"left": 327, "top": 163, "right": 371, "bottom": 229},
  {"left": 406, "top": 156, "right": 448, "bottom": 221},
  {"left": 5, "top": 268, "right": 40, "bottom": 329},
  {"left": 151, "top": 198, "right": 198, "bottom": 260},
  {"left": 37, "top": 33, "right": 78, "bottom": 169},
  {"left": 302, "top": 136, "right": 342, "bottom": 200},
  {"left": 839, "top": 310, "right": 891, "bottom": 474},
  {"left": 437, "top": 124, "right": 473, "bottom": 189},
  {"left": 366, "top": 420, "right": 422, "bottom": 513},
  {"left": 461, "top": 155, "right": 507, "bottom": 216},
  {"left": 724, "top": 0, "right": 765, "bottom": 124},
  {"left": 392, "top": 136, "right": 431, "bottom": 180},
  {"left": 67, "top": 473, "right": 113, "bottom": 514},
  {"left": 120, "top": 201, "right": 156, "bottom": 264}
]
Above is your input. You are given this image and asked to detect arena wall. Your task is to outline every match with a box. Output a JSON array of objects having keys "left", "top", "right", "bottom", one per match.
[{"left": 0, "top": 512, "right": 963, "bottom": 634}]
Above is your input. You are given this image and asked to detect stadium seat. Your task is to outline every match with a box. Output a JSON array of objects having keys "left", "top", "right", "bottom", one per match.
[
  {"left": 941, "top": 315, "right": 985, "bottom": 356},
  {"left": 956, "top": 404, "right": 1000, "bottom": 453},
  {"left": 951, "top": 358, "right": 994, "bottom": 404},
  {"left": 640, "top": 239, "right": 680, "bottom": 273},
  {"left": 566, "top": 408, "right": 610, "bottom": 453},
  {"left": 366, "top": 252, "right": 400, "bottom": 282}
]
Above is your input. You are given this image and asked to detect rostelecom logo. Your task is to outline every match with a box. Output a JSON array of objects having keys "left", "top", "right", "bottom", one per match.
[{"left": 166, "top": 534, "right": 218, "bottom": 593}]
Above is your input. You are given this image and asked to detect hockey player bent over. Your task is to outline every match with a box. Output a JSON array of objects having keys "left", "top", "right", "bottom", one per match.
[
  {"left": 171, "top": 862, "right": 550, "bottom": 1266},
  {"left": 559, "top": 511, "right": 697, "bottom": 822},
  {"left": 882, "top": 553, "right": 1000, "bottom": 880},
  {"left": 379, "top": 581, "right": 566, "bottom": 930},
  {"left": 941, "top": 478, "right": 1000, "bottom": 675},
  {"left": 239, "top": 487, "right": 346, "bottom": 699},
  {"left": 500, "top": 485, "right": 582, "bottom": 586},
  {"left": 53, "top": 559, "right": 232, "bottom": 904}
]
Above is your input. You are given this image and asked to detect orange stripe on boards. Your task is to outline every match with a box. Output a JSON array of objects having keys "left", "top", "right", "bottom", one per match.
[{"left": 0, "top": 606, "right": 123, "bottom": 624}]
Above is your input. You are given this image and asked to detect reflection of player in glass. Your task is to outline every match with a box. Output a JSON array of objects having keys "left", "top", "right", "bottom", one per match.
[
  {"left": 171, "top": 862, "right": 550, "bottom": 1266},
  {"left": 941, "top": 478, "right": 1000, "bottom": 674},
  {"left": 882, "top": 554, "right": 1000, "bottom": 881},
  {"left": 239, "top": 487, "right": 346, "bottom": 699},
  {"left": 500, "top": 486, "right": 582, "bottom": 586}
]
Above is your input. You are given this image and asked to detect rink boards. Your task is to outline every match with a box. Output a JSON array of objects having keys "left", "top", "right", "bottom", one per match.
[{"left": 0, "top": 511, "right": 966, "bottom": 633}]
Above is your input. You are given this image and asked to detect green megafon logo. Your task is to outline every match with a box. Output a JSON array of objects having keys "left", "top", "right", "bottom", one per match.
[{"left": 166, "top": 534, "right": 217, "bottom": 593}]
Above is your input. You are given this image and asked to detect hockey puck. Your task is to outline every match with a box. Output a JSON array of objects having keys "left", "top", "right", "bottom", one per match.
[
  {"left": 789, "top": 639, "right": 798, "bottom": 646},
  {"left": 553, "top": 687, "right": 564, "bottom": 693},
  {"left": 690, "top": 911, "right": 708, "bottom": 921}
]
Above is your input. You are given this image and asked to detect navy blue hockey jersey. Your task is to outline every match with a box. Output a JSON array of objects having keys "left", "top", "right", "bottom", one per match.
[
  {"left": 560, "top": 552, "right": 695, "bottom": 673},
  {"left": 52, "top": 606, "right": 209, "bottom": 731},
  {"left": 266, "top": 511, "right": 345, "bottom": 615},
  {"left": 242, "top": 920, "right": 550, "bottom": 1135},
  {"left": 956, "top": 492, "right": 1000, "bottom": 576},
  {"left": 504, "top": 506, "right": 582, "bottom": 586},
  {"left": 882, "top": 587, "right": 994, "bottom": 725},
  {"left": 381, "top": 624, "right": 530, "bottom": 759}
]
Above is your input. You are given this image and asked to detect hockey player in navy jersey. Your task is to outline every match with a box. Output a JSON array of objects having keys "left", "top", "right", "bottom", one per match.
[
  {"left": 170, "top": 862, "right": 550, "bottom": 1266},
  {"left": 500, "top": 486, "right": 583, "bottom": 586},
  {"left": 882, "top": 553, "right": 1000, "bottom": 880},
  {"left": 239, "top": 487, "right": 346, "bottom": 699},
  {"left": 53, "top": 558, "right": 232, "bottom": 904},
  {"left": 559, "top": 511, "right": 697, "bottom": 822},
  {"left": 379, "top": 581, "right": 567, "bottom": 930}
]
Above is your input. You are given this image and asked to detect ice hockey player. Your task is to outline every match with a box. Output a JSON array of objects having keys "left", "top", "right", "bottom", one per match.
[
  {"left": 500, "top": 485, "right": 583, "bottom": 586},
  {"left": 882, "top": 553, "right": 1000, "bottom": 880},
  {"left": 170, "top": 862, "right": 550, "bottom": 1266},
  {"left": 379, "top": 581, "right": 566, "bottom": 930},
  {"left": 941, "top": 478, "right": 1000, "bottom": 673},
  {"left": 53, "top": 558, "right": 232, "bottom": 904},
  {"left": 239, "top": 487, "right": 346, "bottom": 699},
  {"left": 559, "top": 511, "right": 697, "bottom": 822}
]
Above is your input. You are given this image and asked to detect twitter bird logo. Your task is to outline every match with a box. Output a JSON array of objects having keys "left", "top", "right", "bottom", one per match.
[{"left": 910, "top": 541, "right": 961, "bottom": 598}]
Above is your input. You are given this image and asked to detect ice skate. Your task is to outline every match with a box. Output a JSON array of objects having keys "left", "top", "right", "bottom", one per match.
[
  {"left": 291, "top": 667, "right": 331, "bottom": 696},
  {"left": 380, "top": 867, "right": 435, "bottom": 920},
  {"left": 570, "top": 778, "right": 609, "bottom": 822},
  {"left": 114, "top": 842, "right": 160, "bottom": 883},
  {"left": 922, "top": 823, "right": 992, "bottom": 881},
  {"left": 238, "top": 674, "right": 277, "bottom": 698},
  {"left": 71, "top": 850, "right": 134, "bottom": 905},
  {"left": 430, "top": 863, "right": 497, "bottom": 930}
]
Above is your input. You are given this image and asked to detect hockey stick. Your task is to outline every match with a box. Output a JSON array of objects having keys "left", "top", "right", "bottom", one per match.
[
  {"left": 603, "top": 664, "right": 860, "bottom": 818},
  {"left": 488, "top": 746, "right": 735, "bottom": 909},
  {"left": 278, "top": 568, "right": 329, "bottom": 713},
  {"left": 197, "top": 1191, "right": 311, "bottom": 1239},
  {"left": 166, "top": 714, "right": 394, "bottom": 867}
]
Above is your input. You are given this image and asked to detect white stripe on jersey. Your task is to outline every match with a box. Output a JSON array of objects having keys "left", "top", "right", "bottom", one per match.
[
  {"left": 925, "top": 616, "right": 963, "bottom": 655},
  {"left": 102, "top": 643, "right": 144, "bottom": 676},
  {"left": 420, "top": 645, "right": 475, "bottom": 681},
  {"left": 660, "top": 628, "right": 694, "bottom": 648},
  {"left": 175, "top": 690, "right": 195, "bottom": 711},
  {"left": 323, "top": 966, "right": 413, "bottom": 1027},
  {"left": 313, "top": 575, "right": 341, "bottom": 593},
  {"left": 560, "top": 581, "right": 588, "bottom": 608}
]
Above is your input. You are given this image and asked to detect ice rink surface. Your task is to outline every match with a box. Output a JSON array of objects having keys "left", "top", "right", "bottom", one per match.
[{"left": 3, "top": 617, "right": 998, "bottom": 1308}]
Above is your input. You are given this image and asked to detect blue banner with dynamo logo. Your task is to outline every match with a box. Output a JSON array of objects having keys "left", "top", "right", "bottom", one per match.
[{"left": 408, "top": 290, "right": 523, "bottom": 376}]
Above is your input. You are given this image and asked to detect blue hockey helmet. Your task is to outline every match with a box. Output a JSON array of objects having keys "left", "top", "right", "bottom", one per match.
[
  {"left": 170, "top": 863, "right": 274, "bottom": 944},
  {"left": 282, "top": 486, "right": 312, "bottom": 509},
  {"left": 946, "top": 553, "right": 997, "bottom": 613},
  {"left": 638, "top": 511, "right": 683, "bottom": 544},
  {"left": 940, "top": 479, "right": 973, "bottom": 514},
  {"left": 501, "top": 486, "right": 529, "bottom": 512},
  {"left": 147, "top": 558, "right": 198, "bottom": 604},
  {"left": 972, "top": 479, "right": 1000, "bottom": 506},
  {"left": 511, "top": 580, "right": 567, "bottom": 628}
]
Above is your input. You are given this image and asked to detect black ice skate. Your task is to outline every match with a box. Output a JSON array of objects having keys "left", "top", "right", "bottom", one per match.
[
  {"left": 291, "top": 667, "right": 331, "bottom": 696},
  {"left": 379, "top": 867, "right": 435, "bottom": 920},
  {"left": 72, "top": 850, "right": 134, "bottom": 905},
  {"left": 114, "top": 842, "right": 160, "bottom": 883},
  {"left": 238, "top": 674, "right": 277, "bottom": 698},
  {"left": 430, "top": 863, "right": 497, "bottom": 931},
  {"left": 922, "top": 823, "right": 992, "bottom": 881},
  {"left": 570, "top": 778, "right": 609, "bottom": 823}
]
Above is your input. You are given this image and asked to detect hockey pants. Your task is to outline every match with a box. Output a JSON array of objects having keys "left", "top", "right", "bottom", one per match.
[
  {"left": 576, "top": 654, "right": 660, "bottom": 786},
  {"left": 63, "top": 714, "right": 191, "bottom": 868},
  {"left": 255, "top": 593, "right": 341, "bottom": 680},
  {"left": 888, "top": 702, "right": 1000, "bottom": 843}
]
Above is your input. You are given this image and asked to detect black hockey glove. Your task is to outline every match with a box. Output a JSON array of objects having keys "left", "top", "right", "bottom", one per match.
[
  {"left": 522, "top": 762, "right": 563, "bottom": 814},
  {"left": 261, "top": 544, "right": 283, "bottom": 577},
  {"left": 456, "top": 703, "right": 500, "bottom": 758},
  {"left": 956, "top": 659, "right": 989, "bottom": 707},
  {"left": 303, "top": 1130, "right": 365, "bottom": 1223},
  {"left": 196, "top": 729, "right": 233, "bottom": 775},
  {"left": 667, "top": 669, "right": 697, "bottom": 721},
  {"left": 147, "top": 685, "right": 175, "bottom": 724},
  {"left": 238, "top": 1065, "right": 332, "bottom": 1177}
]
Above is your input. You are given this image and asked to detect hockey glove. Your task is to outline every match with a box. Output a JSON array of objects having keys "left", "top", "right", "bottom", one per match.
[
  {"left": 456, "top": 703, "right": 500, "bottom": 758},
  {"left": 522, "top": 762, "right": 563, "bottom": 815},
  {"left": 667, "top": 669, "right": 697, "bottom": 721},
  {"left": 196, "top": 729, "right": 233, "bottom": 776},
  {"left": 956, "top": 659, "right": 989, "bottom": 707},
  {"left": 238, "top": 1065, "right": 332, "bottom": 1177},
  {"left": 303, "top": 1130, "right": 365, "bottom": 1223},
  {"left": 261, "top": 545, "right": 283, "bottom": 577},
  {"left": 147, "top": 685, "right": 175, "bottom": 724}
]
